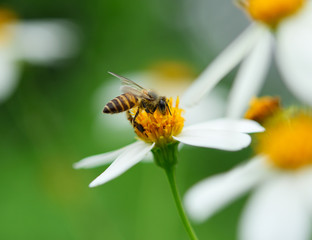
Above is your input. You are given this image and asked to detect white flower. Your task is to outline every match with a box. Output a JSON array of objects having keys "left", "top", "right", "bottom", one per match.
[
  {"left": 0, "top": 8, "right": 78, "bottom": 102},
  {"left": 182, "top": 0, "right": 312, "bottom": 117},
  {"left": 74, "top": 96, "right": 264, "bottom": 188},
  {"left": 184, "top": 108, "right": 312, "bottom": 240}
]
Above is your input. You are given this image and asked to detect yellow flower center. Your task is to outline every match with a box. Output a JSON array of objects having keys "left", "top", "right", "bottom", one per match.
[
  {"left": 132, "top": 97, "right": 184, "bottom": 146},
  {"left": 146, "top": 61, "right": 195, "bottom": 98},
  {"left": 0, "top": 8, "right": 18, "bottom": 45},
  {"left": 240, "top": 0, "right": 306, "bottom": 28},
  {"left": 255, "top": 109, "right": 312, "bottom": 170},
  {"left": 149, "top": 61, "right": 195, "bottom": 81},
  {"left": 245, "top": 96, "right": 281, "bottom": 124}
]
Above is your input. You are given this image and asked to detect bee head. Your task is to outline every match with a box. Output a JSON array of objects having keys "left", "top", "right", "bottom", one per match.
[{"left": 158, "top": 96, "right": 171, "bottom": 115}]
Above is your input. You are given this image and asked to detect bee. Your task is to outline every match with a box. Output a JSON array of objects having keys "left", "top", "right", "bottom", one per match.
[{"left": 103, "top": 72, "right": 171, "bottom": 132}]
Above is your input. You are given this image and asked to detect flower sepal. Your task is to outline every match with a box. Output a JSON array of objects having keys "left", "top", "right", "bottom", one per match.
[{"left": 152, "top": 141, "right": 179, "bottom": 170}]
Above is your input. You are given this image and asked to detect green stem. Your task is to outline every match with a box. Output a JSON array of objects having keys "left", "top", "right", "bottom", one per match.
[
  {"left": 152, "top": 142, "right": 198, "bottom": 240},
  {"left": 165, "top": 166, "right": 199, "bottom": 240}
]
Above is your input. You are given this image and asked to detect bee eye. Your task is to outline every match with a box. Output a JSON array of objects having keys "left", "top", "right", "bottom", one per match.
[{"left": 159, "top": 100, "right": 166, "bottom": 112}]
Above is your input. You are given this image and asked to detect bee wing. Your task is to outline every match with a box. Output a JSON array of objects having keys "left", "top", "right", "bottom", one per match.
[
  {"left": 108, "top": 71, "right": 144, "bottom": 90},
  {"left": 108, "top": 71, "right": 153, "bottom": 100},
  {"left": 120, "top": 86, "right": 153, "bottom": 100}
]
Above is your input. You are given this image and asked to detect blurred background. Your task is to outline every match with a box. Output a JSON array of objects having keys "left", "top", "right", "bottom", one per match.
[{"left": 0, "top": 0, "right": 297, "bottom": 239}]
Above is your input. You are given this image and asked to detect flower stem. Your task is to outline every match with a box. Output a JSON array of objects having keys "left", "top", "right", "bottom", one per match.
[
  {"left": 152, "top": 142, "right": 198, "bottom": 240},
  {"left": 165, "top": 166, "right": 199, "bottom": 240}
]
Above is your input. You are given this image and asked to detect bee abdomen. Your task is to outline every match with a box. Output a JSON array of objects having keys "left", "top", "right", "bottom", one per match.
[{"left": 103, "top": 93, "right": 137, "bottom": 114}]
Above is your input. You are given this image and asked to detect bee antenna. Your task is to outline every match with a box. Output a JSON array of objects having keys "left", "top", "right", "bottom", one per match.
[{"left": 165, "top": 101, "right": 172, "bottom": 115}]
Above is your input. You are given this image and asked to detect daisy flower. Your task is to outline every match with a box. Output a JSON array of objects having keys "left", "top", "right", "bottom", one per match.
[
  {"left": 182, "top": 0, "right": 312, "bottom": 117},
  {"left": 74, "top": 94, "right": 263, "bottom": 188},
  {"left": 184, "top": 97, "right": 312, "bottom": 240},
  {"left": 0, "top": 8, "right": 78, "bottom": 102}
]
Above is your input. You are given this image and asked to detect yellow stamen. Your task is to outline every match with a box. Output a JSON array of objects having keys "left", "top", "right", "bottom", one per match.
[
  {"left": 245, "top": 96, "right": 281, "bottom": 123},
  {"left": 255, "top": 109, "right": 312, "bottom": 170},
  {"left": 0, "top": 8, "right": 18, "bottom": 44},
  {"left": 131, "top": 97, "right": 184, "bottom": 146},
  {"left": 241, "top": 0, "right": 306, "bottom": 28}
]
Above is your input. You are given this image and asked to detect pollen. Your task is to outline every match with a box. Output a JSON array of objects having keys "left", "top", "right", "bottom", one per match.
[
  {"left": 245, "top": 96, "right": 281, "bottom": 123},
  {"left": 255, "top": 109, "right": 312, "bottom": 170},
  {"left": 241, "top": 0, "right": 306, "bottom": 28},
  {"left": 131, "top": 97, "right": 184, "bottom": 146},
  {"left": 0, "top": 8, "right": 18, "bottom": 44}
]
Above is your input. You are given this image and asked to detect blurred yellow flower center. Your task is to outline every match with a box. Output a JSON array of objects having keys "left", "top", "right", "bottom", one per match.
[
  {"left": 242, "top": 0, "right": 306, "bottom": 27},
  {"left": 149, "top": 61, "right": 195, "bottom": 81},
  {"left": 147, "top": 61, "right": 195, "bottom": 97},
  {"left": 132, "top": 97, "right": 184, "bottom": 146},
  {"left": 245, "top": 96, "right": 280, "bottom": 123},
  {"left": 255, "top": 110, "right": 312, "bottom": 170},
  {"left": 0, "top": 8, "right": 18, "bottom": 44}
]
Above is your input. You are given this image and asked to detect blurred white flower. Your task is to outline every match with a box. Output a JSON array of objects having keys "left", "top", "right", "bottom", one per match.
[
  {"left": 183, "top": 0, "right": 312, "bottom": 117},
  {"left": 184, "top": 106, "right": 312, "bottom": 240},
  {"left": 75, "top": 85, "right": 263, "bottom": 187},
  {"left": 0, "top": 8, "right": 78, "bottom": 102}
]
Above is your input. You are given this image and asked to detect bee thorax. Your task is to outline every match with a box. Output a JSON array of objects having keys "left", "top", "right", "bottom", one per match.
[{"left": 147, "top": 91, "right": 158, "bottom": 100}]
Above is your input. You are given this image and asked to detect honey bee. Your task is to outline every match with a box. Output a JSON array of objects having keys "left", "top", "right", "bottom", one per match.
[{"left": 103, "top": 72, "right": 171, "bottom": 132}]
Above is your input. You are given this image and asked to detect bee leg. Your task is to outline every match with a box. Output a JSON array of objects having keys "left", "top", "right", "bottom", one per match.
[
  {"left": 165, "top": 101, "right": 172, "bottom": 115},
  {"left": 142, "top": 101, "right": 151, "bottom": 114},
  {"left": 126, "top": 110, "right": 133, "bottom": 122},
  {"left": 132, "top": 108, "right": 140, "bottom": 123},
  {"left": 128, "top": 109, "right": 145, "bottom": 133},
  {"left": 135, "top": 123, "right": 145, "bottom": 133},
  {"left": 152, "top": 105, "right": 157, "bottom": 113}
]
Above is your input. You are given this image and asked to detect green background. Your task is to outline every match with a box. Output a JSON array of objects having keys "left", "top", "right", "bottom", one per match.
[{"left": 0, "top": 0, "right": 294, "bottom": 239}]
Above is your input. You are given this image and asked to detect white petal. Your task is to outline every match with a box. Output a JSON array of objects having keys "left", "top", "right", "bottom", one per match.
[
  {"left": 73, "top": 142, "right": 139, "bottom": 169},
  {"left": 184, "top": 118, "right": 264, "bottom": 133},
  {"left": 181, "top": 24, "right": 265, "bottom": 107},
  {"left": 240, "top": 176, "right": 311, "bottom": 240},
  {"left": 226, "top": 29, "right": 273, "bottom": 118},
  {"left": 183, "top": 86, "right": 227, "bottom": 126},
  {"left": 293, "top": 167, "right": 312, "bottom": 212},
  {"left": 184, "top": 156, "right": 268, "bottom": 222},
  {"left": 141, "top": 151, "right": 154, "bottom": 163},
  {"left": 173, "top": 129, "right": 251, "bottom": 151},
  {"left": 13, "top": 20, "right": 78, "bottom": 64},
  {"left": 89, "top": 142, "right": 154, "bottom": 187},
  {"left": 0, "top": 48, "right": 19, "bottom": 102},
  {"left": 276, "top": 5, "right": 312, "bottom": 106}
]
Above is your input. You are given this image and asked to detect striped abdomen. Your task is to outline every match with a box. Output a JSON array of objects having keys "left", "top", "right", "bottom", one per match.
[{"left": 103, "top": 93, "right": 138, "bottom": 114}]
